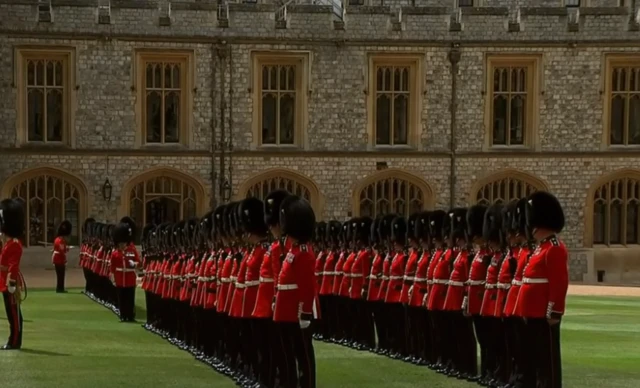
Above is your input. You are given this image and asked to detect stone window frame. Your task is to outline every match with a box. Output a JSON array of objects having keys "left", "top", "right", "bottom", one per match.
[
  {"left": 118, "top": 166, "right": 208, "bottom": 223},
  {"left": 234, "top": 167, "right": 325, "bottom": 217},
  {"left": 468, "top": 168, "right": 549, "bottom": 205},
  {"left": 584, "top": 168, "right": 640, "bottom": 248},
  {"left": 366, "top": 53, "right": 424, "bottom": 150},
  {"left": 601, "top": 53, "right": 640, "bottom": 149},
  {"left": 351, "top": 168, "right": 435, "bottom": 218},
  {"left": 14, "top": 46, "right": 77, "bottom": 148},
  {"left": 133, "top": 49, "right": 195, "bottom": 148},
  {"left": 483, "top": 54, "right": 542, "bottom": 152},
  {"left": 0, "top": 166, "right": 89, "bottom": 247},
  {"left": 250, "top": 51, "right": 311, "bottom": 150}
]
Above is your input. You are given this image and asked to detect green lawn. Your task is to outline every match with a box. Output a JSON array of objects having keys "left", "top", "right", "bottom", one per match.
[{"left": 0, "top": 291, "right": 639, "bottom": 388}]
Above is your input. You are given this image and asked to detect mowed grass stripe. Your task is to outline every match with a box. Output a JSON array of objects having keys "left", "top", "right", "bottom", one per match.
[{"left": 0, "top": 290, "right": 639, "bottom": 388}]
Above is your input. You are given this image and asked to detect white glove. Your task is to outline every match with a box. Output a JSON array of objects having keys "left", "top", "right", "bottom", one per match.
[
  {"left": 271, "top": 302, "right": 275, "bottom": 312},
  {"left": 299, "top": 320, "right": 311, "bottom": 329},
  {"left": 128, "top": 260, "right": 136, "bottom": 268},
  {"left": 8, "top": 285, "right": 16, "bottom": 294},
  {"left": 422, "top": 294, "right": 428, "bottom": 306}
]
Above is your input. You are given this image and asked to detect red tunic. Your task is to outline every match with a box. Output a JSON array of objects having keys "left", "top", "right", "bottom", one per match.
[
  {"left": 193, "top": 251, "right": 210, "bottom": 307},
  {"left": 230, "top": 250, "right": 249, "bottom": 318},
  {"left": 350, "top": 249, "right": 372, "bottom": 299},
  {"left": 202, "top": 250, "right": 219, "bottom": 309},
  {"left": 515, "top": 237, "right": 569, "bottom": 319},
  {"left": 253, "top": 241, "right": 282, "bottom": 318},
  {"left": 384, "top": 251, "right": 406, "bottom": 304},
  {"left": 466, "top": 249, "right": 490, "bottom": 316},
  {"left": 426, "top": 249, "right": 444, "bottom": 299},
  {"left": 410, "top": 250, "right": 430, "bottom": 307},
  {"left": 495, "top": 247, "right": 518, "bottom": 317},
  {"left": 378, "top": 254, "right": 392, "bottom": 301},
  {"left": 427, "top": 248, "right": 453, "bottom": 311},
  {"left": 242, "top": 242, "right": 267, "bottom": 317},
  {"left": 332, "top": 252, "right": 346, "bottom": 295},
  {"left": 444, "top": 249, "right": 470, "bottom": 311},
  {"left": 274, "top": 244, "right": 316, "bottom": 323},
  {"left": 91, "top": 247, "right": 103, "bottom": 274},
  {"left": 225, "top": 255, "right": 240, "bottom": 315},
  {"left": 0, "top": 239, "right": 22, "bottom": 293},
  {"left": 319, "top": 251, "right": 336, "bottom": 296},
  {"left": 314, "top": 251, "right": 325, "bottom": 294},
  {"left": 110, "top": 249, "right": 137, "bottom": 288},
  {"left": 171, "top": 256, "right": 185, "bottom": 300},
  {"left": 179, "top": 255, "right": 196, "bottom": 302},
  {"left": 52, "top": 237, "right": 68, "bottom": 266},
  {"left": 480, "top": 251, "right": 503, "bottom": 317},
  {"left": 504, "top": 246, "right": 530, "bottom": 317},
  {"left": 339, "top": 252, "right": 356, "bottom": 298},
  {"left": 366, "top": 252, "right": 384, "bottom": 302},
  {"left": 217, "top": 252, "right": 234, "bottom": 313},
  {"left": 400, "top": 249, "right": 419, "bottom": 304}
]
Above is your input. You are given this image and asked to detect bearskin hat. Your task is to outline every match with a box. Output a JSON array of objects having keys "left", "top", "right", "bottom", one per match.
[
  {"left": 326, "top": 220, "right": 342, "bottom": 245},
  {"left": 315, "top": 221, "right": 327, "bottom": 245},
  {"left": 82, "top": 218, "right": 95, "bottom": 240},
  {"left": 526, "top": 191, "right": 565, "bottom": 233},
  {"left": 213, "top": 205, "right": 227, "bottom": 238},
  {"left": 502, "top": 200, "right": 518, "bottom": 236},
  {"left": 120, "top": 216, "right": 137, "bottom": 241},
  {"left": 105, "top": 224, "right": 115, "bottom": 243},
  {"left": 264, "top": 190, "right": 290, "bottom": 226},
  {"left": 378, "top": 214, "right": 397, "bottom": 242},
  {"left": 184, "top": 217, "right": 199, "bottom": 244},
  {"left": 159, "top": 223, "right": 171, "bottom": 247},
  {"left": 199, "top": 210, "right": 214, "bottom": 240},
  {"left": 280, "top": 195, "right": 316, "bottom": 243},
  {"left": 449, "top": 207, "right": 468, "bottom": 242},
  {"left": 240, "top": 197, "right": 268, "bottom": 236},
  {"left": 356, "top": 217, "right": 373, "bottom": 245},
  {"left": 466, "top": 205, "right": 487, "bottom": 240},
  {"left": 142, "top": 223, "right": 155, "bottom": 248},
  {"left": 370, "top": 216, "right": 382, "bottom": 246},
  {"left": 0, "top": 198, "right": 25, "bottom": 238},
  {"left": 407, "top": 213, "right": 419, "bottom": 243},
  {"left": 415, "top": 211, "right": 431, "bottom": 242},
  {"left": 57, "top": 220, "right": 72, "bottom": 237},
  {"left": 171, "top": 221, "right": 185, "bottom": 246},
  {"left": 391, "top": 216, "right": 408, "bottom": 246},
  {"left": 113, "top": 222, "right": 132, "bottom": 245},
  {"left": 429, "top": 210, "right": 447, "bottom": 242},
  {"left": 513, "top": 198, "right": 532, "bottom": 240},
  {"left": 223, "top": 202, "right": 238, "bottom": 238},
  {"left": 483, "top": 204, "right": 504, "bottom": 245},
  {"left": 92, "top": 222, "right": 104, "bottom": 242},
  {"left": 341, "top": 218, "right": 356, "bottom": 244}
]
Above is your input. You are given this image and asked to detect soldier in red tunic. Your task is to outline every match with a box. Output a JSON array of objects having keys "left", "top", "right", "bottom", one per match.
[
  {"left": 463, "top": 204, "right": 491, "bottom": 383},
  {"left": 424, "top": 210, "right": 446, "bottom": 368},
  {"left": 401, "top": 213, "right": 420, "bottom": 363},
  {"left": 350, "top": 217, "right": 375, "bottom": 351},
  {"left": 338, "top": 219, "right": 357, "bottom": 347},
  {"left": 366, "top": 216, "right": 385, "bottom": 354},
  {"left": 52, "top": 220, "right": 72, "bottom": 293},
  {"left": 412, "top": 211, "right": 432, "bottom": 365},
  {"left": 313, "top": 221, "right": 328, "bottom": 341},
  {"left": 386, "top": 216, "right": 408, "bottom": 359},
  {"left": 517, "top": 191, "right": 568, "bottom": 388},
  {"left": 318, "top": 220, "right": 341, "bottom": 343},
  {"left": 375, "top": 214, "right": 395, "bottom": 355},
  {"left": 80, "top": 218, "right": 95, "bottom": 294},
  {"left": 274, "top": 195, "right": 318, "bottom": 388},
  {"left": 110, "top": 221, "right": 139, "bottom": 322},
  {"left": 0, "top": 198, "right": 25, "bottom": 350}
]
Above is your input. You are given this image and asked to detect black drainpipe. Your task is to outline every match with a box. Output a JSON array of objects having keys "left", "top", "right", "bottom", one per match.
[
  {"left": 218, "top": 44, "right": 227, "bottom": 202},
  {"left": 210, "top": 43, "right": 217, "bottom": 208},
  {"left": 448, "top": 43, "right": 461, "bottom": 208}
]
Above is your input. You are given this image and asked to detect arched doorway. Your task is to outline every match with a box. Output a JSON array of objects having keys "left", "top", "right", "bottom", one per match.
[
  {"left": 0, "top": 167, "right": 89, "bottom": 246},
  {"left": 469, "top": 168, "right": 549, "bottom": 206},
  {"left": 120, "top": 167, "right": 207, "bottom": 241}
]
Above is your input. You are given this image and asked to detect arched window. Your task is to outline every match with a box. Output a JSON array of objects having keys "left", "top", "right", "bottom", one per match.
[
  {"left": 236, "top": 168, "right": 324, "bottom": 217},
  {"left": 591, "top": 174, "right": 640, "bottom": 246},
  {"left": 471, "top": 169, "right": 548, "bottom": 206},
  {"left": 352, "top": 169, "right": 434, "bottom": 218},
  {"left": 120, "top": 168, "right": 207, "bottom": 241},
  {"left": 1, "top": 167, "right": 88, "bottom": 247}
]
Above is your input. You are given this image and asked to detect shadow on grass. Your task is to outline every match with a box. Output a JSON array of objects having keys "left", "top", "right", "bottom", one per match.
[{"left": 20, "top": 348, "right": 70, "bottom": 357}]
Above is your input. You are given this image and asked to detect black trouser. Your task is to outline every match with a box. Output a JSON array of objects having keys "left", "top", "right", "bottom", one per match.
[
  {"left": 2, "top": 291, "right": 23, "bottom": 349},
  {"left": 387, "top": 303, "right": 407, "bottom": 356},
  {"left": 525, "top": 318, "right": 562, "bottom": 388},
  {"left": 406, "top": 306, "right": 423, "bottom": 359},
  {"left": 276, "top": 322, "right": 316, "bottom": 388},
  {"left": 420, "top": 309, "right": 434, "bottom": 364},
  {"left": 474, "top": 315, "right": 492, "bottom": 379},
  {"left": 493, "top": 318, "right": 510, "bottom": 384},
  {"left": 355, "top": 299, "right": 375, "bottom": 349},
  {"left": 54, "top": 264, "right": 66, "bottom": 292},
  {"left": 450, "top": 311, "right": 478, "bottom": 376},
  {"left": 253, "top": 318, "right": 276, "bottom": 387},
  {"left": 117, "top": 287, "right": 136, "bottom": 321},
  {"left": 371, "top": 301, "right": 386, "bottom": 350},
  {"left": 506, "top": 317, "right": 526, "bottom": 385}
]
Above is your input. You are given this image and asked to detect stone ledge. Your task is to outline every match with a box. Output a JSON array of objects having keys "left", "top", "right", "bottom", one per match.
[
  {"left": 288, "top": 5, "right": 332, "bottom": 14},
  {"left": 521, "top": 7, "right": 568, "bottom": 16},
  {"left": 346, "top": 6, "right": 392, "bottom": 15},
  {"left": 461, "top": 7, "right": 508, "bottom": 16},
  {"left": 229, "top": 3, "right": 276, "bottom": 12},
  {"left": 401, "top": 7, "right": 448, "bottom": 16}
]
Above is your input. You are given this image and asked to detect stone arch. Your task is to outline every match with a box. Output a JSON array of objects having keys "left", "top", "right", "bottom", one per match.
[
  {"left": 234, "top": 168, "right": 325, "bottom": 217},
  {"left": 351, "top": 168, "right": 435, "bottom": 218},
  {"left": 118, "top": 167, "right": 208, "bottom": 232},
  {"left": 468, "top": 168, "right": 549, "bottom": 206},
  {"left": 0, "top": 166, "right": 90, "bottom": 246},
  {"left": 584, "top": 168, "right": 640, "bottom": 248}
]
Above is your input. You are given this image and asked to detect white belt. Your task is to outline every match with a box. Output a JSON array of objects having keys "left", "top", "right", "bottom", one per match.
[
  {"left": 53, "top": 251, "right": 60, "bottom": 256},
  {"left": 404, "top": 275, "right": 415, "bottom": 281},
  {"left": 366, "top": 275, "right": 379, "bottom": 280},
  {"left": 523, "top": 277, "right": 548, "bottom": 284},
  {"left": 221, "top": 278, "right": 232, "bottom": 283},
  {"left": 324, "top": 271, "right": 337, "bottom": 276},
  {"left": 245, "top": 280, "right": 260, "bottom": 287},
  {"left": 235, "top": 283, "right": 246, "bottom": 289},
  {"left": 389, "top": 276, "right": 403, "bottom": 280},
  {"left": 277, "top": 284, "right": 298, "bottom": 291},
  {"left": 314, "top": 272, "right": 323, "bottom": 276},
  {"left": 348, "top": 273, "right": 361, "bottom": 278},
  {"left": 115, "top": 268, "right": 137, "bottom": 273},
  {"left": 260, "top": 277, "right": 274, "bottom": 283},
  {"left": 512, "top": 280, "right": 523, "bottom": 286},
  {"left": 382, "top": 276, "right": 390, "bottom": 281},
  {"left": 467, "top": 280, "right": 485, "bottom": 286},
  {"left": 432, "top": 279, "right": 448, "bottom": 285},
  {"left": 485, "top": 284, "right": 497, "bottom": 289},
  {"left": 230, "top": 276, "right": 238, "bottom": 281},
  {"left": 497, "top": 282, "right": 511, "bottom": 289},
  {"left": 414, "top": 277, "right": 428, "bottom": 283},
  {"left": 198, "top": 277, "right": 206, "bottom": 281},
  {"left": 449, "top": 281, "right": 465, "bottom": 287},
  {"left": 335, "top": 271, "right": 344, "bottom": 275},
  {"left": 427, "top": 280, "right": 434, "bottom": 285}
]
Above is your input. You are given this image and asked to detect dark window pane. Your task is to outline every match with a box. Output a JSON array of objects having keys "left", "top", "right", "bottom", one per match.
[
  {"left": 510, "top": 95, "right": 525, "bottom": 145},
  {"left": 611, "top": 202, "right": 622, "bottom": 244},
  {"left": 629, "top": 96, "right": 640, "bottom": 145},
  {"left": 36, "top": 60, "right": 44, "bottom": 86},
  {"left": 54, "top": 61, "right": 63, "bottom": 87},
  {"left": 27, "top": 61, "right": 35, "bottom": 86},
  {"left": 279, "top": 94, "right": 295, "bottom": 145},
  {"left": 626, "top": 202, "right": 638, "bottom": 244},
  {"left": 610, "top": 96, "right": 625, "bottom": 145},
  {"left": 146, "top": 91, "right": 162, "bottom": 143},
  {"left": 164, "top": 92, "right": 180, "bottom": 143},
  {"left": 593, "top": 201, "right": 606, "bottom": 244},
  {"left": 46, "top": 60, "right": 54, "bottom": 87},
  {"left": 28, "top": 89, "right": 44, "bottom": 141},
  {"left": 261, "top": 94, "right": 277, "bottom": 144},
  {"left": 146, "top": 64, "right": 154, "bottom": 89},
  {"left": 46, "top": 89, "right": 63, "bottom": 142},
  {"left": 376, "top": 95, "right": 391, "bottom": 145},
  {"left": 393, "top": 94, "right": 408, "bottom": 145},
  {"left": 492, "top": 95, "right": 507, "bottom": 145}
]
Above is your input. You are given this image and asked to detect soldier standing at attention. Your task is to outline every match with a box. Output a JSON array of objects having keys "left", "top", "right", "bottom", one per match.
[
  {"left": 52, "top": 220, "right": 72, "bottom": 293},
  {"left": 0, "top": 199, "right": 25, "bottom": 350},
  {"left": 516, "top": 191, "right": 568, "bottom": 388},
  {"left": 110, "top": 222, "right": 138, "bottom": 322}
]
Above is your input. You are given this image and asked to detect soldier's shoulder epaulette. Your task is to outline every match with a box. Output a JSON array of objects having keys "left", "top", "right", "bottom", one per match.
[{"left": 550, "top": 236, "right": 560, "bottom": 246}]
